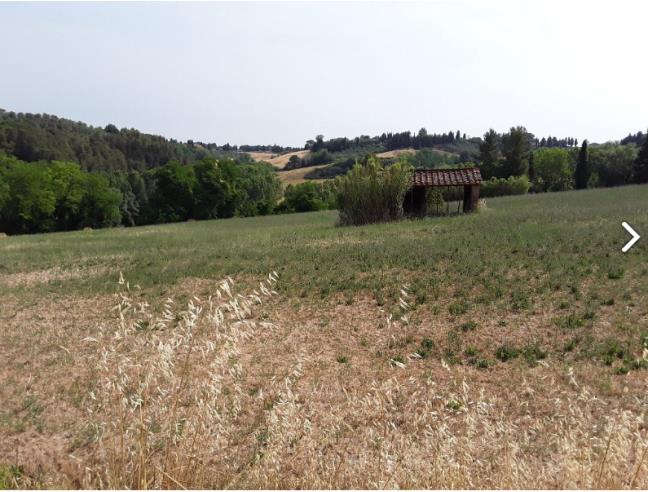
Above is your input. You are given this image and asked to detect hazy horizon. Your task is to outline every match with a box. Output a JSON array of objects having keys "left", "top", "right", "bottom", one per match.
[{"left": 1, "top": 1, "right": 647, "bottom": 146}]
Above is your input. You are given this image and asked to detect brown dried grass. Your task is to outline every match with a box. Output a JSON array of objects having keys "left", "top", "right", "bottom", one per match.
[
  {"left": 248, "top": 150, "right": 311, "bottom": 169},
  {"left": 3, "top": 277, "right": 648, "bottom": 489}
]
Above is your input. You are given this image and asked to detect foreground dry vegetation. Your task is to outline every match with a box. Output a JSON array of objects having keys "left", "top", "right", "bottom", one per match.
[{"left": 1, "top": 187, "right": 648, "bottom": 488}]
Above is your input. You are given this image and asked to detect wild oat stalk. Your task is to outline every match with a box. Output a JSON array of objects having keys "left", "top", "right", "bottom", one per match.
[{"left": 84, "top": 272, "right": 279, "bottom": 489}]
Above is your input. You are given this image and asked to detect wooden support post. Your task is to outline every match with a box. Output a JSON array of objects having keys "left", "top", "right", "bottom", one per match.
[{"left": 471, "top": 184, "right": 480, "bottom": 211}]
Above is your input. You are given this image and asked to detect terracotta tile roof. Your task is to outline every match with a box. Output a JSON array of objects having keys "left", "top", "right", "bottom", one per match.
[{"left": 411, "top": 167, "right": 482, "bottom": 187}]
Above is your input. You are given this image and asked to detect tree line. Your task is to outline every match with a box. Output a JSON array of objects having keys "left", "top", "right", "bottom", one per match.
[
  {"left": 1, "top": 108, "right": 647, "bottom": 234},
  {"left": 620, "top": 131, "right": 646, "bottom": 146},
  {"left": 382, "top": 129, "right": 467, "bottom": 150},
  {"left": 0, "top": 154, "right": 283, "bottom": 234},
  {"left": 479, "top": 126, "right": 648, "bottom": 192},
  {"left": 304, "top": 129, "right": 473, "bottom": 154},
  {"left": 0, "top": 110, "right": 296, "bottom": 174},
  {"left": 237, "top": 144, "right": 299, "bottom": 153},
  {"left": 534, "top": 136, "right": 578, "bottom": 148}
]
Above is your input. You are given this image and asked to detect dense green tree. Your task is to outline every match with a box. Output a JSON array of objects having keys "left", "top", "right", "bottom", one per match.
[
  {"left": 236, "top": 163, "right": 282, "bottom": 216},
  {"left": 210, "top": 159, "right": 244, "bottom": 218},
  {"left": 478, "top": 129, "right": 501, "bottom": 179},
  {"left": 532, "top": 148, "right": 573, "bottom": 192},
  {"left": 108, "top": 172, "right": 141, "bottom": 226},
  {"left": 0, "top": 158, "right": 56, "bottom": 233},
  {"left": 574, "top": 140, "right": 589, "bottom": 189},
  {"left": 149, "top": 161, "right": 197, "bottom": 223},
  {"left": 0, "top": 154, "right": 123, "bottom": 233},
  {"left": 281, "top": 181, "right": 336, "bottom": 213},
  {"left": 501, "top": 126, "right": 531, "bottom": 177},
  {"left": 284, "top": 154, "right": 303, "bottom": 170},
  {"left": 283, "top": 182, "right": 329, "bottom": 213},
  {"left": 192, "top": 159, "right": 228, "bottom": 220},
  {"left": 621, "top": 131, "right": 644, "bottom": 146},
  {"left": 404, "top": 148, "right": 459, "bottom": 169},
  {"left": 47, "top": 161, "right": 87, "bottom": 230},
  {"left": 107, "top": 159, "right": 282, "bottom": 225},
  {"left": 306, "top": 149, "right": 333, "bottom": 166},
  {"left": 129, "top": 171, "right": 151, "bottom": 224},
  {"left": 634, "top": 131, "right": 648, "bottom": 183},
  {"left": 78, "top": 173, "right": 122, "bottom": 228},
  {"left": 309, "top": 135, "right": 325, "bottom": 151},
  {"left": 589, "top": 144, "right": 637, "bottom": 187}
]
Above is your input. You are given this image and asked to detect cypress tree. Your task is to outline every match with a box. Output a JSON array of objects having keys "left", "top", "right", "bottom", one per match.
[
  {"left": 634, "top": 130, "right": 648, "bottom": 183},
  {"left": 575, "top": 140, "right": 589, "bottom": 189}
]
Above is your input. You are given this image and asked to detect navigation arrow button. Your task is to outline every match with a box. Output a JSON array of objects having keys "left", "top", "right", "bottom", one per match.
[{"left": 622, "top": 222, "right": 640, "bottom": 253}]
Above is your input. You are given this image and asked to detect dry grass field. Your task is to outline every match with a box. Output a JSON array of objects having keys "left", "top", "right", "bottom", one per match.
[
  {"left": 247, "top": 150, "right": 311, "bottom": 169},
  {"left": 246, "top": 150, "right": 325, "bottom": 186},
  {"left": 375, "top": 148, "right": 456, "bottom": 159},
  {"left": 375, "top": 148, "right": 417, "bottom": 159},
  {"left": 277, "top": 163, "right": 329, "bottom": 185},
  {"left": 1, "top": 186, "right": 648, "bottom": 488}
]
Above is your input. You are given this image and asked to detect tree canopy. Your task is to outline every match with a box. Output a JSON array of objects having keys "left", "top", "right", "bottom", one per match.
[
  {"left": 0, "top": 154, "right": 283, "bottom": 234},
  {"left": 0, "top": 110, "right": 242, "bottom": 173}
]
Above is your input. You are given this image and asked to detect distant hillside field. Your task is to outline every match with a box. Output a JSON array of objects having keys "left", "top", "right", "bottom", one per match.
[
  {"left": 246, "top": 149, "right": 326, "bottom": 185},
  {"left": 375, "top": 148, "right": 417, "bottom": 158},
  {"left": 278, "top": 163, "right": 329, "bottom": 185},
  {"left": 247, "top": 149, "right": 311, "bottom": 169}
]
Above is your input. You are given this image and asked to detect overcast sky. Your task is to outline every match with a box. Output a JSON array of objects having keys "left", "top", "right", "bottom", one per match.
[{"left": 1, "top": 1, "right": 647, "bottom": 146}]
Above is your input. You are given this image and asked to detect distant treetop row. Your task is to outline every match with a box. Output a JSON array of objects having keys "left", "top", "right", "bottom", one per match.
[{"left": 2, "top": 108, "right": 643, "bottom": 176}]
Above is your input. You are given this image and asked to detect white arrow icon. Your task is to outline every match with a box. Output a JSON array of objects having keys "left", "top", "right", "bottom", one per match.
[{"left": 622, "top": 222, "right": 640, "bottom": 253}]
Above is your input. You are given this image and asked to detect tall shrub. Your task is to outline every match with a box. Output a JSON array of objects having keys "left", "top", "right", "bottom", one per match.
[
  {"left": 480, "top": 175, "right": 531, "bottom": 197},
  {"left": 282, "top": 181, "right": 336, "bottom": 213},
  {"left": 335, "top": 157, "right": 412, "bottom": 226}
]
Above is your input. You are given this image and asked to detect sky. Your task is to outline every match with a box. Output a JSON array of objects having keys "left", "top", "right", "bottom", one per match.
[{"left": 1, "top": 1, "right": 647, "bottom": 146}]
